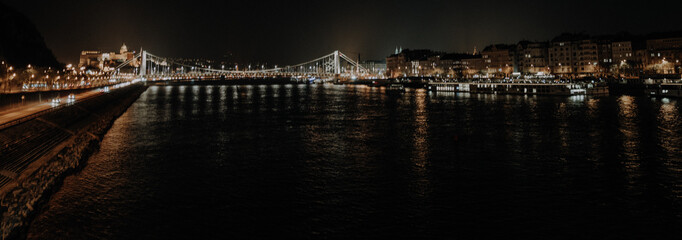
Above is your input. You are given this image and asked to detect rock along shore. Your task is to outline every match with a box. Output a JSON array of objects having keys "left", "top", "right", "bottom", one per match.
[{"left": 0, "top": 84, "right": 148, "bottom": 239}]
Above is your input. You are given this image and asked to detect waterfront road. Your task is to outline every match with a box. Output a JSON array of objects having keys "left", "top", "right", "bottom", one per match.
[{"left": 0, "top": 90, "right": 104, "bottom": 130}]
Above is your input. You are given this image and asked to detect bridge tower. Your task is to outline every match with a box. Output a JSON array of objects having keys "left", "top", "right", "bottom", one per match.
[
  {"left": 333, "top": 50, "right": 341, "bottom": 75},
  {"left": 140, "top": 50, "right": 147, "bottom": 77}
]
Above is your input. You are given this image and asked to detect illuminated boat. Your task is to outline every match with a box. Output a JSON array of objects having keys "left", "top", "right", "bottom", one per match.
[
  {"left": 387, "top": 83, "right": 405, "bottom": 92},
  {"left": 428, "top": 81, "right": 609, "bottom": 96}
]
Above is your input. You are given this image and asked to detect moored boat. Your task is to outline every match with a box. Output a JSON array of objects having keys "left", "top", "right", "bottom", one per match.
[
  {"left": 428, "top": 81, "right": 609, "bottom": 96},
  {"left": 387, "top": 83, "right": 405, "bottom": 92}
]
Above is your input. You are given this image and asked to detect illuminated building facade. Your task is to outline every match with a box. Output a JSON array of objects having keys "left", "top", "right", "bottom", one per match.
[{"left": 78, "top": 44, "right": 137, "bottom": 71}]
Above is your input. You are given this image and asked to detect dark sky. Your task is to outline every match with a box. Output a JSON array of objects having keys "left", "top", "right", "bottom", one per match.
[{"left": 4, "top": 0, "right": 682, "bottom": 65}]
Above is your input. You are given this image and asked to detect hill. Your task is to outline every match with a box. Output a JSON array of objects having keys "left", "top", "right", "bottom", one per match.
[{"left": 0, "top": 2, "right": 60, "bottom": 68}]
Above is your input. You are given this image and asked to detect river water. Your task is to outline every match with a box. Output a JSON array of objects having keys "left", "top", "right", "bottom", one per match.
[{"left": 27, "top": 84, "right": 682, "bottom": 239}]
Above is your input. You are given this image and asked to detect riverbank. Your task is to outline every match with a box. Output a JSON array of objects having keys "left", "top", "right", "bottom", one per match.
[{"left": 0, "top": 83, "right": 147, "bottom": 239}]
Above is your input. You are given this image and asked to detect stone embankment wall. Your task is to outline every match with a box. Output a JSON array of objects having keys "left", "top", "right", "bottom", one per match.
[{"left": 0, "top": 84, "right": 148, "bottom": 239}]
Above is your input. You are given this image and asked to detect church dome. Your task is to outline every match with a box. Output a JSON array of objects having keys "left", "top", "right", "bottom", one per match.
[{"left": 120, "top": 43, "right": 128, "bottom": 54}]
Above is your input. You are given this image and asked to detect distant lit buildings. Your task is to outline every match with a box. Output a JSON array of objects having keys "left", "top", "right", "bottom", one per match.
[
  {"left": 612, "top": 41, "right": 634, "bottom": 63},
  {"left": 480, "top": 44, "right": 514, "bottom": 78},
  {"left": 387, "top": 31, "right": 682, "bottom": 79},
  {"left": 427, "top": 53, "right": 472, "bottom": 78},
  {"left": 547, "top": 34, "right": 600, "bottom": 77},
  {"left": 461, "top": 56, "right": 484, "bottom": 78},
  {"left": 386, "top": 49, "right": 441, "bottom": 77},
  {"left": 596, "top": 39, "right": 613, "bottom": 76},
  {"left": 79, "top": 44, "right": 137, "bottom": 72},
  {"left": 360, "top": 60, "right": 387, "bottom": 76},
  {"left": 645, "top": 37, "right": 682, "bottom": 74},
  {"left": 515, "top": 41, "right": 549, "bottom": 75}
]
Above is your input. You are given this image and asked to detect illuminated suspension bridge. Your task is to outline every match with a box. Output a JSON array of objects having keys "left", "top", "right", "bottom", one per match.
[{"left": 113, "top": 50, "right": 377, "bottom": 82}]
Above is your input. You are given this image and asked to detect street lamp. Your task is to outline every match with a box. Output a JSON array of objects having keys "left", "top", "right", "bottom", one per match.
[{"left": 1, "top": 63, "right": 9, "bottom": 93}]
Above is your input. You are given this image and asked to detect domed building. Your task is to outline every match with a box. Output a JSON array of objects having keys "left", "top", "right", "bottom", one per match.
[
  {"left": 120, "top": 43, "right": 128, "bottom": 54},
  {"left": 79, "top": 43, "right": 137, "bottom": 71}
]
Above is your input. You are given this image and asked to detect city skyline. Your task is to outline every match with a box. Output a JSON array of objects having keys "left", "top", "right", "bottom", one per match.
[
  {"left": 3, "top": 1, "right": 682, "bottom": 239},
  {"left": 4, "top": 0, "right": 682, "bottom": 65}
]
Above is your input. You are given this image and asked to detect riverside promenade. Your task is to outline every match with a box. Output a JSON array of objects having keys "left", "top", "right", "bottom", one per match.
[
  {"left": 0, "top": 83, "right": 145, "bottom": 189},
  {"left": 0, "top": 83, "right": 148, "bottom": 239},
  {"left": 0, "top": 90, "right": 104, "bottom": 131}
]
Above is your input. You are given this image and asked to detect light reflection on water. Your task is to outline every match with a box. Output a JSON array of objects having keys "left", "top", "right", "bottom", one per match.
[
  {"left": 27, "top": 85, "right": 682, "bottom": 239},
  {"left": 618, "top": 96, "right": 641, "bottom": 182},
  {"left": 657, "top": 99, "right": 682, "bottom": 201}
]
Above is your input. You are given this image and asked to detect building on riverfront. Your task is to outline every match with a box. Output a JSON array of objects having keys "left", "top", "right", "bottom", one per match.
[
  {"left": 645, "top": 37, "right": 682, "bottom": 75},
  {"left": 480, "top": 44, "right": 514, "bottom": 78},
  {"left": 547, "top": 33, "right": 601, "bottom": 78},
  {"left": 386, "top": 49, "right": 442, "bottom": 78},
  {"left": 386, "top": 31, "right": 682, "bottom": 80},
  {"left": 514, "top": 41, "right": 550, "bottom": 75},
  {"left": 360, "top": 60, "right": 387, "bottom": 76}
]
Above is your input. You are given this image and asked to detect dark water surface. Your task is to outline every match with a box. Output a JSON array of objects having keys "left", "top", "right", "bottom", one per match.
[{"left": 27, "top": 84, "right": 682, "bottom": 239}]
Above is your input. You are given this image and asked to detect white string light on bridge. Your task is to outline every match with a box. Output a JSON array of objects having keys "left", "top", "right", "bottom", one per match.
[{"left": 112, "top": 50, "right": 379, "bottom": 81}]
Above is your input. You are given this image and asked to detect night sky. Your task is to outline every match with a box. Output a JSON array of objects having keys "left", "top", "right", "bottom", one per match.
[{"left": 4, "top": 0, "right": 682, "bottom": 65}]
